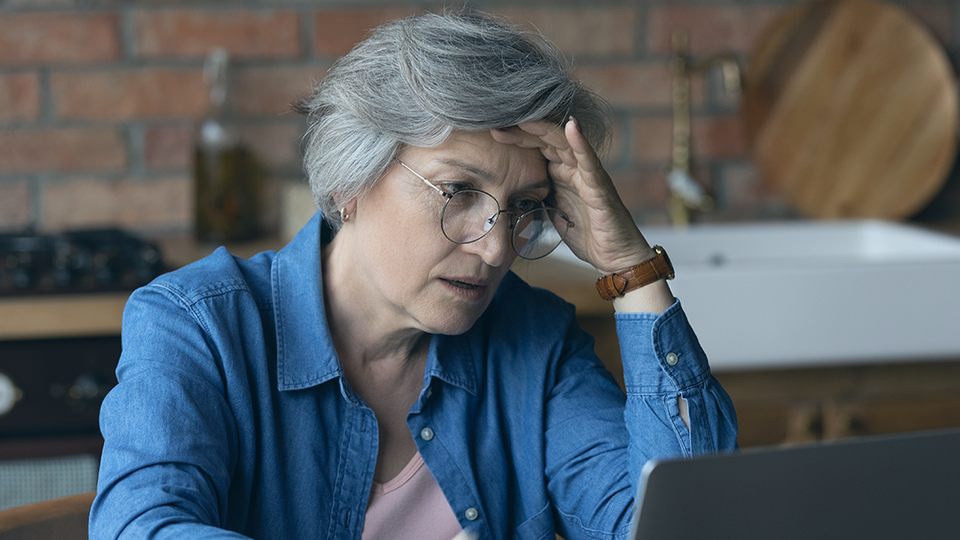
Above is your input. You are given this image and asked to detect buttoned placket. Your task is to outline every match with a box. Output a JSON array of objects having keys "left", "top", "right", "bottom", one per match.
[
  {"left": 407, "top": 377, "right": 491, "bottom": 537},
  {"left": 325, "top": 379, "right": 380, "bottom": 539}
]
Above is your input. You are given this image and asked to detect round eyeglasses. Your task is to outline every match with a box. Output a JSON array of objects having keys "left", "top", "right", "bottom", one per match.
[{"left": 396, "top": 159, "right": 573, "bottom": 260}]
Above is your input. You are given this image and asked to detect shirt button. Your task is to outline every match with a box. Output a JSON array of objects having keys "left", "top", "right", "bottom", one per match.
[
  {"left": 665, "top": 352, "right": 679, "bottom": 366},
  {"left": 465, "top": 507, "right": 479, "bottom": 521},
  {"left": 420, "top": 427, "right": 435, "bottom": 441}
]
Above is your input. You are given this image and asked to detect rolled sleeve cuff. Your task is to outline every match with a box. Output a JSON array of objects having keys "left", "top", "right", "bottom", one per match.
[{"left": 616, "top": 299, "right": 712, "bottom": 395}]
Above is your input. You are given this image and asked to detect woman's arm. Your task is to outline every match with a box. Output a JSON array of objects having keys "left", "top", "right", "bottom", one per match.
[
  {"left": 90, "top": 286, "right": 249, "bottom": 540},
  {"left": 494, "top": 119, "right": 737, "bottom": 539}
]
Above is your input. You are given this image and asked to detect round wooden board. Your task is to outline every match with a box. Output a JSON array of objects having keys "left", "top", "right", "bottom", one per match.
[{"left": 741, "top": 0, "right": 958, "bottom": 219}]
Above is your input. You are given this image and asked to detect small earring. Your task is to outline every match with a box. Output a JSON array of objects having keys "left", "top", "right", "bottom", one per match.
[{"left": 340, "top": 208, "right": 350, "bottom": 222}]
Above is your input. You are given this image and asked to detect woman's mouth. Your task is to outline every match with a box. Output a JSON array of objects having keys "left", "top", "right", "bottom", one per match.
[{"left": 440, "top": 277, "right": 489, "bottom": 301}]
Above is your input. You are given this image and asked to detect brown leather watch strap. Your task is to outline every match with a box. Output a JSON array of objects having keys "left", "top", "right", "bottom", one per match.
[{"left": 596, "top": 245, "right": 674, "bottom": 301}]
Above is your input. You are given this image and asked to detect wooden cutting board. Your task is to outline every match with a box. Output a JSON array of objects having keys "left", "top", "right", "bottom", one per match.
[{"left": 741, "top": 0, "right": 958, "bottom": 219}]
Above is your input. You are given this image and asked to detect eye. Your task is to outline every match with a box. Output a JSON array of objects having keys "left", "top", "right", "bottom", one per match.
[
  {"left": 510, "top": 198, "right": 544, "bottom": 214},
  {"left": 437, "top": 182, "right": 473, "bottom": 196}
]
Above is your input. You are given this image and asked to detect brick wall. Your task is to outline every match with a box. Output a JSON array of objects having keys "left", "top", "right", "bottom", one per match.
[{"left": 1, "top": 0, "right": 958, "bottom": 237}]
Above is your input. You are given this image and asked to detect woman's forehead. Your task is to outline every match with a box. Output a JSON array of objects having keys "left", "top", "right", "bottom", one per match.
[{"left": 405, "top": 131, "right": 549, "bottom": 188}]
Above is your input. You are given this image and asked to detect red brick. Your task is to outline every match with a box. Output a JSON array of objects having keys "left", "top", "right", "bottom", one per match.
[
  {"left": 0, "top": 128, "right": 126, "bottom": 173},
  {"left": 51, "top": 68, "right": 207, "bottom": 120},
  {"left": 575, "top": 62, "right": 706, "bottom": 109},
  {"left": 313, "top": 9, "right": 418, "bottom": 57},
  {"left": 0, "top": 13, "right": 120, "bottom": 66},
  {"left": 599, "top": 115, "right": 625, "bottom": 164},
  {"left": 145, "top": 126, "right": 194, "bottom": 170},
  {"left": 0, "top": 73, "right": 40, "bottom": 122},
  {"left": 233, "top": 64, "right": 329, "bottom": 117},
  {"left": 4, "top": 0, "right": 75, "bottom": 5},
  {"left": 630, "top": 115, "right": 674, "bottom": 164},
  {"left": 628, "top": 114, "right": 745, "bottom": 173},
  {"left": 41, "top": 176, "right": 191, "bottom": 232},
  {"left": 647, "top": 6, "right": 781, "bottom": 55},
  {"left": 498, "top": 8, "right": 636, "bottom": 56},
  {"left": 609, "top": 167, "right": 672, "bottom": 211},
  {"left": 238, "top": 122, "right": 303, "bottom": 170},
  {"left": 136, "top": 10, "right": 301, "bottom": 59},
  {"left": 690, "top": 114, "right": 748, "bottom": 160},
  {"left": 0, "top": 181, "right": 32, "bottom": 230}
]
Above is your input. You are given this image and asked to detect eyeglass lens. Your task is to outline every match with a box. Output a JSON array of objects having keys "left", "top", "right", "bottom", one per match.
[{"left": 440, "top": 190, "right": 568, "bottom": 260}]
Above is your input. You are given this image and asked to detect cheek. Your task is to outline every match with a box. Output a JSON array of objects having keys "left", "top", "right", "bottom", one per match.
[{"left": 356, "top": 203, "right": 447, "bottom": 284}]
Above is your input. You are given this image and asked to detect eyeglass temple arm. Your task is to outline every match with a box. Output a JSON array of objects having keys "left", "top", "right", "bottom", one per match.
[{"left": 396, "top": 159, "right": 450, "bottom": 199}]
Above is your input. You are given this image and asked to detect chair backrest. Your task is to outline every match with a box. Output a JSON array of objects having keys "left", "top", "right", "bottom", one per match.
[{"left": 0, "top": 492, "right": 95, "bottom": 540}]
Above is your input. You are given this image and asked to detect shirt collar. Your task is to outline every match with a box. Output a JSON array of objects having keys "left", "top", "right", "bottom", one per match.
[
  {"left": 428, "top": 333, "right": 479, "bottom": 396},
  {"left": 273, "top": 211, "right": 341, "bottom": 391}
]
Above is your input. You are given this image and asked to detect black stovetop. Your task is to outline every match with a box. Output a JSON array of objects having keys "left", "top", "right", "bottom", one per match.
[{"left": 0, "top": 229, "right": 166, "bottom": 297}]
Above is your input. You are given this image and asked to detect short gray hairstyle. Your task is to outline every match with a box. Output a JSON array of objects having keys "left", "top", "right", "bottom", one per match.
[{"left": 294, "top": 9, "right": 613, "bottom": 230}]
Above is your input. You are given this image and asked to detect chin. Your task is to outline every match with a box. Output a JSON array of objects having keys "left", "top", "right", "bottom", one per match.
[
  {"left": 424, "top": 315, "right": 480, "bottom": 336},
  {"left": 418, "top": 305, "right": 488, "bottom": 336}
]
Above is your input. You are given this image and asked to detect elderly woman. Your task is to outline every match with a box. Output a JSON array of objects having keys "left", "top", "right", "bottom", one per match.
[{"left": 91, "top": 10, "right": 737, "bottom": 540}]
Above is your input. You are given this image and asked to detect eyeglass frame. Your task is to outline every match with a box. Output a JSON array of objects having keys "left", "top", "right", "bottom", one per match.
[{"left": 394, "top": 158, "right": 574, "bottom": 260}]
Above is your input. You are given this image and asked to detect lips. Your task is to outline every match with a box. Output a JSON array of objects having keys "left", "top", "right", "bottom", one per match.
[
  {"left": 439, "top": 276, "right": 490, "bottom": 301},
  {"left": 442, "top": 278, "right": 485, "bottom": 289}
]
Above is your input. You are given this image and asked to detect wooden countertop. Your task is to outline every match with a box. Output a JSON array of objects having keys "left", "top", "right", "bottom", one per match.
[{"left": 0, "top": 292, "right": 130, "bottom": 340}]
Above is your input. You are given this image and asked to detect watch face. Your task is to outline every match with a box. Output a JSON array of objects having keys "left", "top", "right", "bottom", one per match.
[{"left": 655, "top": 245, "right": 676, "bottom": 280}]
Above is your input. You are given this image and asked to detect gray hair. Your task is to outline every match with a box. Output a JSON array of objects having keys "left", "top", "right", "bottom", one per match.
[{"left": 294, "top": 10, "right": 613, "bottom": 230}]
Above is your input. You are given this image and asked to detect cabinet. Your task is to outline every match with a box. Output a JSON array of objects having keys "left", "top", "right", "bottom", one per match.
[
  {"left": 715, "top": 361, "right": 960, "bottom": 447},
  {"left": 524, "top": 257, "right": 960, "bottom": 448}
]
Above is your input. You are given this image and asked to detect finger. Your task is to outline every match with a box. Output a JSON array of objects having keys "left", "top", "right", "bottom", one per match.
[
  {"left": 516, "top": 119, "right": 568, "bottom": 146},
  {"left": 489, "top": 127, "right": 546, "bottom": 149},
  {"left": 490, "top": 127, "right": 564, "bottom": 163},
  {"left": 510, "top": 120, "right": 584, "bottom": 170},
  {"left": 519, "top": 118, "right": 604, "bottom": 173},
  {"left": 564, "top": 118, "right": 602, "bottom": 174}
]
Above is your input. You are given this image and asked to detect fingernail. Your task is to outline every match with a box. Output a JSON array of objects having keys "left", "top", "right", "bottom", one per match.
[{"left": 568, "top": 116, "right": 582, "bottom": 133}]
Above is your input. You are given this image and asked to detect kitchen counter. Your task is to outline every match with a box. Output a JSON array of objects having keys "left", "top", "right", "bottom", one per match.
[
  {"left": 0, "top": 293, "right": 129, "bottom": 341},
  {"left": 5, "top": 218, "right": 958, "bottom": 341}
]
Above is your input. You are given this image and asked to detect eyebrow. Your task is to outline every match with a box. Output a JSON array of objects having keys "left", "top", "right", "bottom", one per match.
[{"left": 435, "top": 158, "right": 550, "bottom": 192}]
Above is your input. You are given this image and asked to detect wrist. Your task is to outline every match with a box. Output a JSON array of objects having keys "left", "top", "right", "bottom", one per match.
[
  {"left": 596, "top": 245, "right": 675, "bottom": 301},
  {"left": 612, "top": 279, "right": 675, "bottom": 314}
]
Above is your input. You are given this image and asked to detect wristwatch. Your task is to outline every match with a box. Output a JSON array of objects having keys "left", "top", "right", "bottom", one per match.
[{"left": 595, "top": 245, "right": 675, "bottom": 301}]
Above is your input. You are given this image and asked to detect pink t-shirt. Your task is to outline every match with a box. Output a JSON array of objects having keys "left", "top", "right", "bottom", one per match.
[{"left": 362, "top": 452, "right": 463, "bottom": 540}]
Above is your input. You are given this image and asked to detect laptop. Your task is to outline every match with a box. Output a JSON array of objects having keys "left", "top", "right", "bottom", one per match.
[{"left": 631, "top": 428, "right": 960, "bottom": 540}]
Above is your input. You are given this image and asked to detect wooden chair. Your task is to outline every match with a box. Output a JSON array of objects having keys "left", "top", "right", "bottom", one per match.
[{"left": 0, "top": 492, "right": 95, "bottom": 540}]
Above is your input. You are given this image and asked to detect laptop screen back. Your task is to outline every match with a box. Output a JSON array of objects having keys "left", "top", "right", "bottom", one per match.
[{"left": 631, "top": 428, "right": 960, "bottom": 540}]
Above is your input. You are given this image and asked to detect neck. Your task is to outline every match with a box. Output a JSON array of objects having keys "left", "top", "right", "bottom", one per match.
[{"left": 321, "top": 233, "right": 428, "bottom": 370}]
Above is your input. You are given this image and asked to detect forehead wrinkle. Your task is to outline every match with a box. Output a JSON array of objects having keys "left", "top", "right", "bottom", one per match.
[
  {"left": 435, "top": 158, "right": 496, "bottom": 182},
  {"left": 434, "top": 158, "right": 550, "bottom": 193}
]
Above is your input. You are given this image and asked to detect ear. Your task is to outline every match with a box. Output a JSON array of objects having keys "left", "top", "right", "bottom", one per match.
[{"left": 334, "top": 196, "right": 358, "bottom": 222}]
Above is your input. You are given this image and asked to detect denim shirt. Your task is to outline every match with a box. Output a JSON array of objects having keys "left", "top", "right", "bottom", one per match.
[{"left": 91, "top": 212, "right": 737, "bottom": 540}]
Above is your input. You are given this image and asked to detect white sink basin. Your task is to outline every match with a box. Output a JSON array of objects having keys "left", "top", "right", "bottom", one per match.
[{"left": 549, "top": 220, "right": 960, "bottom": 372}]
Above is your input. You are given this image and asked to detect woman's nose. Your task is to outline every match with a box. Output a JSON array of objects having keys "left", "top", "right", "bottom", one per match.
[{"left": 464, "top": 214, "right": 513, "bottom": 267}]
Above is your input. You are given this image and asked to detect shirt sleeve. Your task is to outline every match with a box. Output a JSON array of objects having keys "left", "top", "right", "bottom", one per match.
[
  {"left": 543, "top": 295, "right": 737, "bottom": 540},
  {"left": 89, "top": 285, "right": 252, "bottom": 540},
  {"left": 616, "top": 299, "right": 739, "bottom": 475}
]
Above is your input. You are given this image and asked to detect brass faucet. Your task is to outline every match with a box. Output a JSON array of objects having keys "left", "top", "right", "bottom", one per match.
[{"left": 668, "top": 29, "right": 740, "bottom": 226}]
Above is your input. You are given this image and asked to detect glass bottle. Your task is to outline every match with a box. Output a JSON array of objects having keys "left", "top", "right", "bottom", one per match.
[{"left": 193, "top": 48, "right": 259, "bottom": 243}]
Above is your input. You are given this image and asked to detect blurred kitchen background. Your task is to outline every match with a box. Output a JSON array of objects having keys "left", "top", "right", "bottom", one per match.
[
  {"left": 3, "top": 0, "right": 960, "bottom": 512},
  {"left": 1, "top": 0, "right": 957, "bottom": 238}
]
